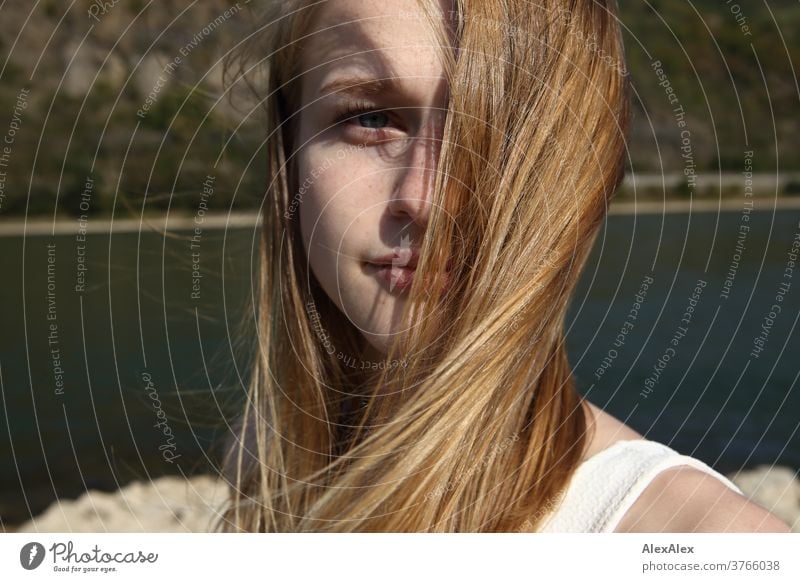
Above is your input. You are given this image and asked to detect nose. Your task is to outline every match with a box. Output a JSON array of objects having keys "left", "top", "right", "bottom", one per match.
[{"left": 387, "top": 130, "right": 441, "bottom": 228}]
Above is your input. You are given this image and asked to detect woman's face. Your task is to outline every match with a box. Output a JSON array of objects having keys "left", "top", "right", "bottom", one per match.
[{"left": 295, "top": 0, "right": 450, "bottom": 356}]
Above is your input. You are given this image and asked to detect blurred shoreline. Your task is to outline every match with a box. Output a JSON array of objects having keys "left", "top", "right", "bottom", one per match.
[
  {"left": 3, "top": 195, "right": 800, "bottom": 237},
  {"left": 4, "top": 466, "right": 798, "bottom": 533}
]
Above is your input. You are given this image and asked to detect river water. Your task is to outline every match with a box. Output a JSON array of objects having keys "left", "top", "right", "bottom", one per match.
[{"left": 1, "top": 208, "right": 798, "bottom": 522}]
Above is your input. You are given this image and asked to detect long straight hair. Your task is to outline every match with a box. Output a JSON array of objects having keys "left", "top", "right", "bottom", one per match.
[{"left": 217, "top": 0, "right": 630, "bottom": 532}]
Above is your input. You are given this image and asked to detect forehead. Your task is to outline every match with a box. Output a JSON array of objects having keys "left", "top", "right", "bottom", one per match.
[{"left": 300, "top": 0, "right": 449, "bottom": 91}]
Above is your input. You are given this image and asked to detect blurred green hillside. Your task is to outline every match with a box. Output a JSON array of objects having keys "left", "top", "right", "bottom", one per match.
[
  {"left": 0, "top": 0, "right": 797, "bottom": 219},
  {"left": 0, "top": 0, "right": 263, "bottom": 219},
  {"left": 621, "top": 0, "right": 800, "bottom": 173}
]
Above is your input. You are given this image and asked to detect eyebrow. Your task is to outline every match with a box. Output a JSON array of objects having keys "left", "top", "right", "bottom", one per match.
[{"left": 317, "top": 76, "right": 400, "bottom": 99}]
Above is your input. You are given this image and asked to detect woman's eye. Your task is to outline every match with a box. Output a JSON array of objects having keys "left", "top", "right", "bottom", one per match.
[
  {"left": 355, "top": 111, "right": 390, "bottom": 129},
  {"left": 330, "top": 105, "right": 403, "bottom": 143}
]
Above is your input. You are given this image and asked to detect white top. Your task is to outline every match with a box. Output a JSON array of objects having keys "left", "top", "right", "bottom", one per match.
[{"left": 537, "top": 439, "right": 744, "bottom": 532}]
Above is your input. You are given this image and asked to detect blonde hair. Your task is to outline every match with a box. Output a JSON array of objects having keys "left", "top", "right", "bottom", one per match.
[{"left": 216, "top": 0, "right": 629, "bottom": 532}]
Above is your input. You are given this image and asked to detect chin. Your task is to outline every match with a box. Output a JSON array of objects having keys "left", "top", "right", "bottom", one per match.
[
  {"left": 360, "top": 323, "right": 403, "bottom": 356},
  {"left": 358, "top": 305, "right": 414, "bottom": 358}
]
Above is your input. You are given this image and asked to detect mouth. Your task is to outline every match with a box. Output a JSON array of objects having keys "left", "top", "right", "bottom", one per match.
[
  {"left": 367, "top": 262, "right": 418, "bottom": 292},
  {"left": 365, "top": 249, "right": 451, "bottom": 294},
  {"left": 370, "top": 248, "right": 420, "bottom": 269}
]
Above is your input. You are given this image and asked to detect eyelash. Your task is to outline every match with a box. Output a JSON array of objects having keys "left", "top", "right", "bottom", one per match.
[{"left": 332, "top": 99, "right": 392, "bottom": 128}]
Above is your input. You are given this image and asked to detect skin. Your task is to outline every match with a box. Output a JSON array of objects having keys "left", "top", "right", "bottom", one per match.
[
  {"left": 295, "top": 0, "right": 450, "bottom": 356},
  {"left": 583, "top": 402, "right": 792, "bottom": 533},
  {"left": 293, "top": 0, "right": 791, "bottom": 534}
]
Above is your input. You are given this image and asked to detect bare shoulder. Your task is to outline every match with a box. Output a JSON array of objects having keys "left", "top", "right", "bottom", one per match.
[
  {"left": 615, "top": 465, "right": 792, "bottom": 533},
  {"left": 579, "top": 400, "right": 790, "bottom": 533}
]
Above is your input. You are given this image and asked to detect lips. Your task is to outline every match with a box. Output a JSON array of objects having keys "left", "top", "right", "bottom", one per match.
[
  {"left": 371, "top": 263, "right": 417, "bottom": 291},
  {"left": 366, "top": 249, "right": 450, "bottom": 293},
  {"left": 369, "top": 248, "right": 420, "bottom": 269}
]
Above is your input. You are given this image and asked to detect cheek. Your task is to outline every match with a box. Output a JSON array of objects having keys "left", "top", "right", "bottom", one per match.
[
  {"left": 298, "top": 148, "right": 348, "bottom": 257},
  {"left": 297, "top": 144, "right": 385, "bottom": 254},
  {"left": 296, "top": 146, "right": 379, "bottom": 306}
]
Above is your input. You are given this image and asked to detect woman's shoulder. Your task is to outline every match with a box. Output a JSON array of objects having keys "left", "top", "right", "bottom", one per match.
[
  {"left": 579, "top": 401, "right": 791, "bottom": 533},
  {"left": 615, "top": 464, "right": 791, "bottom": 532}
]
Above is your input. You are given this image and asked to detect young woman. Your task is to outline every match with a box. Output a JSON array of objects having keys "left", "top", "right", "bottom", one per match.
[{"left": 216, "top": 0, "right": 790, "bottom": 533}]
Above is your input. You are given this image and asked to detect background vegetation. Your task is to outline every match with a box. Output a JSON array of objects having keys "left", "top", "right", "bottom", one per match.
[{"left": 0, "top": 0, "right": 797, "bottom": 218}]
